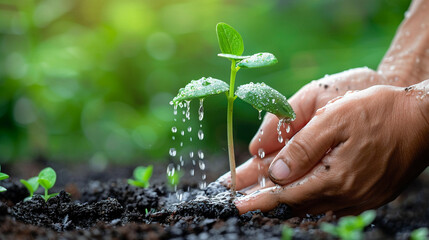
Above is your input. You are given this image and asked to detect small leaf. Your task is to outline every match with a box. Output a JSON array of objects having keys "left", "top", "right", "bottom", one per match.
[
  {"left": 360, "top": 210, "right": 376, "bottom": 225},
  {"left": 0, "top": 186, "right": 6, "bottom": 192},
  {"left": 236, "top": 82, "right": 295, "bottom": 121},
  {"left": 0, "top": 172, "right": 9, "bottom": 181},
  {"left": 217, "top": 53, "right": 250, "bottom": 60},
  {"left": 47, "top": 193, "right": 59, "bottom": 198},
  {"left": 173, "top": 77, "right": 229, "bottom": 103},
  {"left": 237, "top": 52, "right": 278, "bottom": 69},
  {"left": 216, "top": 22, "right": 244, "bottom": 56},
  {"left": 141, "top": 165, "right": 153, "bottom": 183},
  {"left": 320, "top": 223, "right": 338, "bottom": 236},
  {"left": 20, "top": 177, "right": 39, "bottom": 195},
  {"left": 38, "top": 167, "right": 56, "bottom": 190},
  {"left": 411, "top": 227, "right": 428, "bottom": 240},
  {"left": 128, "top": 179, "right": 145, "bottom": 188}
]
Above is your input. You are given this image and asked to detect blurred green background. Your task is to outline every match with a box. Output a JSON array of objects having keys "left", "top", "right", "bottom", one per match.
[{"left": 0, "top": 0, "right": 409, "bottom": 164}]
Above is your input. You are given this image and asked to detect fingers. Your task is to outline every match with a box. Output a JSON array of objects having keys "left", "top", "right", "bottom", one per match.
[
  {"left": 217, "top": 152, "right": 278, "bottom": 190},
  {"left": 268, "top": 112, "right": 345, "bottom": 185}
]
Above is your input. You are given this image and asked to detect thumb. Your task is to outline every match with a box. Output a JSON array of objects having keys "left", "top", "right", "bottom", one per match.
[{"left": 268, "top": 113, "right": 343, "bottom": 185}]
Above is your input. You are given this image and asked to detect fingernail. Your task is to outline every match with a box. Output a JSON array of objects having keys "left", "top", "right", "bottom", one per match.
[{"left": 270, "top": 159, "right": 290, "bottom": 180}]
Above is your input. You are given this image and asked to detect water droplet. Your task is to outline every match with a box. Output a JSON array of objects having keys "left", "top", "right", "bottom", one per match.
[
  {"left": 199, "top": 99, "right": 204, "bottom": 121},
  {"left": 198, "top": 130, "right": 204, "bottom": 140},
  {"left": 180, "top": 142, "right": 183, "bottom": 147},
  {"left": 178, "top": 102, "right": 183, "bottom": 108},
  {"left": 258, "top": 176, "right": 266, "bottom": 188},
  {"left": 258, "top": 148, "right": 265, "bottom": 159},
  {"left": 286, "top": 124, "right": 291, "bottom": 133},
  {"left": 271, "top": 99, "right": 275, "bottom": 104},
  {"left": 169, "top": 101, "right": 173, "bottom": 105},
  {"left": 167, "top": 163, "right": 175, "bottom": 176},
  {"left": 185, "top": 100, "right": 191, "bottom": 120},
  {"left": 190, "top": 169, "right": 195, "bottom": 176},
  {"left": 258, "top": 110, "right": 262, "bottom": 120},
  {"left": 190, "top": 137, "right": 192, "bottom": 142},
  {"left": 389, "top": 65, "right": 395, "bottom": 70},
  {"left": 182, "top": 118, "right": 185, "bottom": 123},
  {"left": 202, "top": 174, "right": 206, "bottom": 180},
  {"left": 198, "top": 150, "right": 204, "bottom": 160},
  {"left": 200, "top": 124, "right": 202, "bottom": 128},
  {"left": 172, "top": 136, "right": 175, "bottom": 140},
  {"left": 404, "top": 10, "right": 411, "bottom": 18},
  {"left": 199, "top": 160, "right": 205, "bottom": 170},
  {"left": 182, "top": 110, "right": 186, "bottom": 115},
  {"left": 173, "top": 105, "right": 177, "bottom": 115},
  {"left": 181, "top": 130, "right": 185, "bottom": 136},
  {"left": 169, "top": 148, "right": 177, "bottom": 157},
  {"left": 171, "top": 127, "right": 177, "bottom": 133},
  {"left": 259, "top": 129, "right": 264, "bottom": 135},
  {"left": 278, "top": 134, "right": 283, "bottom": 143},
  {"left": 189, "top": 151, "right": 194, "bottom": 158},
  {"left": 187, "top": 126, "right": 192, "bottom": 132},
  {"left": 192, "top": 159, "right": 196, "bottom": 165}
]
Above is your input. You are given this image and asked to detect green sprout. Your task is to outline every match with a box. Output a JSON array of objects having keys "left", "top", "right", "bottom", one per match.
[
  {"left": 0, "top": 165, "right": 9, "bottom": 193},
  {"left": 282, "top": 225, "right": 294, "bottom": 240},
  {"left": 320, "top": 210, "right": 376, "bottom": 240},
  {"left": 172, "top": 22, "right": 295, "bottom": 193},
  {"left": 20, "top": 176, "right": 40, "bottom": 201},
  {"left": 128, "top": 165, "right": 153, "bottom": 188},
  {"left": 37, "top": 167, "right": 59, "bottom": 201},
  {"left": 167, "top": 169, "right": 183, "bottom": 187},
  {"left": 411, "top": 227, "right": 429, "bottom": 240}
]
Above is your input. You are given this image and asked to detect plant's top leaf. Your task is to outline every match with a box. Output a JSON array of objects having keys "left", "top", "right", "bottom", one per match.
[
  {"left": 411, "top": 227, "right": 429, "bottom": 240},
  {"left": 360, "top": 210, "right": 376, "bottom": 225},
  {"left": 133, "top": 165, "right": 153, "bottom": 183},
  {"left": 216, "top": 22, "right": 244, "bottom": 56},
  {"left": 217, "top": 53, "right": 250, "bottom": 60},
  {"left": 236, "top": 82, "right": 295, "bottom": 121},
  {"left": 38, "top": 167, "right": 56, "bottom": 189},
  {"left": 0, "top": 186, "right": 6, "bottom": 192},
  {"left": 237, "top": 52, "right": 278, "bottom": 69},
  {"left": 173, "top": 77, "right": 229, "bottom": 103},
  {"left": 20, "top": 177, "right": 39, "bottom": 193},
  {"left": 320, "top": 223, "right": 338, "bottom": 236},
  {"left": 0, "top": 172, "right": 9, "bottom": 181}
]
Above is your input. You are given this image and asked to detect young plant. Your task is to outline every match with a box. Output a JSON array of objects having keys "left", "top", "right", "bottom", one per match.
[
  {"left": 0, "top": 165, "right": 9, "bottom": 193},
  {"left": 172, "top": 23, "right": 295, "bottom": 193},
  {"left": 320, "top": 210, "right": 376, "bottom": 240},
  {"left": 282, "top": 225, "right": 293, "bottom": 240},
  {"left": 20, "top": 176, "right": 40, "bottom": 201},
  {"left": 128, "top": 165, "right": 153, "bottom": 188},
  {"left": 167, "top": 169, "right": 183, "bottom": 187},
  {"left": 411, "top": 227, "right": 428, "bottom": 240},
  {"left": 37, "top": 167, "right": 59, "bottom": 201}
]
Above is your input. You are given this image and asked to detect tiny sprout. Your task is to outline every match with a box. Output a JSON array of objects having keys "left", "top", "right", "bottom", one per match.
[
  {"left": 128, "top": 165, "right": 153, "bottom": 188},
  {"left": 38, "top": 167, "right": 59, "bottom": 201},
  {"left": 281, "top": 225, "right": 293, "bottom": 240},
  {"left": 167, "top": 170, "right": 183, "bottom": 187},
  {"left": 0, "top": 165, "right": 9, "bottom": 193},
  {"left": 20, "top": 176, "right": 40, "bottom": 201},
  {"left": 411, "top": 227, "right": 428, "bottom": 240},
  {"left": 320, "top": 210, "right": 376, "bottom": 240},
  {"left": 172, "top": 23, "right": 295, "bottom": 194}
]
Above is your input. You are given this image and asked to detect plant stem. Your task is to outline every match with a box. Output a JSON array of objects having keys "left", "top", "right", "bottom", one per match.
[
  {"left": 227, "top": 60, "right": 238, "bottom": 195},
  {"left": 44, "top": 188, "right": 48, "bottom": 201}
]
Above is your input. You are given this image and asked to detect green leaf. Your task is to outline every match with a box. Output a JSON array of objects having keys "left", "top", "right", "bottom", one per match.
[
  {"left": 127, "top": 179, "right": 147, "bottom": 188},
  {"left": 236, "top": 82, "right": 295, "bottom": 121},
  {"left": 360, "top": 210, "right": 376, "bottom": 225},
  {"left": 173, "top": 77, "right": 229, "bottom": 103},
  {"left": 320, "top": 223, "right": 338, "bottom": 236},
  {"left": 20, "top": 177, "right": 39, "bottom": 195},
  {"left": 0, "top": 186, "right": 6, "bottom": 192},
  {"left": 237, "top": 52, "right": 278, "bottom": 68},
  {"left": 133, "top": 165, "right": 153, "bottom": 183},
  {"left": 281, "top": 225, "right": 293, "bottom": 240},
  {"left": 411, "top": 227, "right": 428, "bottom": 240},
  {"left": 216, "top": 22, "right": 244, "bottom": 56},
  {"left": 217, "top": 53, "right": 250, "bottom": 60},
  {"left": 0, "top": 172, "right": 9, "bottom": 181},
  {"left": 47, "top": 193, "right": 59, "bottom": 198},
  {"left": 38, "top": 167, "right": 56, "bottom": 190}
]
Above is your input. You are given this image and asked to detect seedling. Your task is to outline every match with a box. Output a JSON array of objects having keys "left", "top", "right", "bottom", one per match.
[
  {"left": 411, "top": 227, "right": 428, "bottom": 240},
  {"left": 172, "top": 22, "right": 295, "bottom": 193},
  {"left": 20, "top": 176, "right": 40, "bottom": 201},
  {"left": 282, "top": 225, "right": 293, "bottom": 240},
  {"left": 320, "top": 210, "right": 376, "bottom": 240},
  {"left": 167, "top": 169, "right": 183, "bottom": 187},
  {"left": 128, "top": 165, "right": 153, "bottom": 188},
  {"left": 37, "top": 167, "right": 59, "bottom": 201},
  {"left": 0, "top": 165, "right": 9, "bottom": 193}
]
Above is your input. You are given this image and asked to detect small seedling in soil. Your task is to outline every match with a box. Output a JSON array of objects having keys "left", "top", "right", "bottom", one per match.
[
  {"left": 320, "top": 210, "right": 376, "bottom": 240},
  {"left": 128, "top": 165, "right": 153, "bottom": 188},
  {"left": 411, "top": 227, "right": 429, "bottom": 240},
  {"left": 167, "top": 169, "right": 183, "bottom": 187},
  {"left": 282, "top": 225, "right": 293, "bottom": 240},
  {"left": 37, "top": 167, "right": 59, "bottom": 201},
  {"left": 0, "top": 165, "right": 9, "bottom": 192},
  {"left": 172, "top": 22, "right": 295, "bottom": 193},
  {"left": 20, "top": 176, "right": 40, "bottom": 201}
]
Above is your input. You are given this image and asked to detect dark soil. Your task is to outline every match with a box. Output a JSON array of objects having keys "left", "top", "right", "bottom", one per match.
[{"left": 0, "top": 163, "right": 428, "bottom": 240}]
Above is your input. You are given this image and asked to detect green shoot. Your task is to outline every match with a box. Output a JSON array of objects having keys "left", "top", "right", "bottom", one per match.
[
  {"left": 0, "top": 165, "right": 9, "bottom": 193},
  {"left": 320, "top": 210, "right": 376, "bottom": 240},
  {"left": 37, "top": 167, "right": 59, "bottom": 201},
  {"left": 20, "top": 176, "right": 40, "bottom": 201},
  {"left": 411, "top": 227, "right": 429, "bottom": 240},
  {"left": 172, "top": 22, "right": 295, "bottom": 194},
  {"left": 128, "top": 165, "right": 153, "bottom": 188},
  {"left": 167, "top": 169, "right": 183, "bottom": 187},
  {"left": 282, "top": 225, "right": 293, "bottom": 240}
]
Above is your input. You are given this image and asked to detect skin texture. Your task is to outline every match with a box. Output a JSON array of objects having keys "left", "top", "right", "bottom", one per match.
[{"left": 218, "top": 0, "right": 429, "bottom": 216}]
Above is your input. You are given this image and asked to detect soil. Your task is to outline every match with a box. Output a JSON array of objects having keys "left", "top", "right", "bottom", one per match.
[{"left": 0, "top": 162, "right": 428, "bottom": 240}]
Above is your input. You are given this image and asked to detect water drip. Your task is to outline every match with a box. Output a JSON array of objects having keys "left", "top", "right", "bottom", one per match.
[
  {"left": 169, "top": 148, "right": 177, "bottom": 157},
  {"left": 258, "top": 110, "right": 262, "bottom": 120},
  {"left": 198, "top": 150, "right": 204, "bottom": 159},
  {"left": 171, "top": 127, "right": 177, "bottom": 133},
  {"left": 258, "top": 148, "right": 265, "bottom": 159},
  {"left": 187, "top": 126, "right": 192, "bottom": 132},
  {"left": 198, "top": 130, "right": 204, "bottom": 140},
  {"left": 181, "top": 130, "right": 185, "bottom": 136},
  {"left": 199, "top": 99, "right": 204, "bottom": 121},
  {"left": 185, "top": 100, "right": 191, "bottom": 120},
  {"left": 189, "top": 151, "right": 194, "bottom": 158},
  {"left": 199, "top": 160, "right": 205, "bottom": 170}
]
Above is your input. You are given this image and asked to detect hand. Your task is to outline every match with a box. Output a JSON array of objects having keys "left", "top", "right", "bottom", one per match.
[{"left": 234, "top": 84, "right": 429, "bottom": 216}]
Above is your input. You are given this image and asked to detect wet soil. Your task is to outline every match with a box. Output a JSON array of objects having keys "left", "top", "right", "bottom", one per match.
[{"left": 0, "top": 163, "right": 428, "bottom": 240}]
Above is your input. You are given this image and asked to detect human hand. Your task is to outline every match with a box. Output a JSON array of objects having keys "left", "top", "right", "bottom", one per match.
[{"left": 234, "top": 83, "right": 429, "bottom": 216}]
